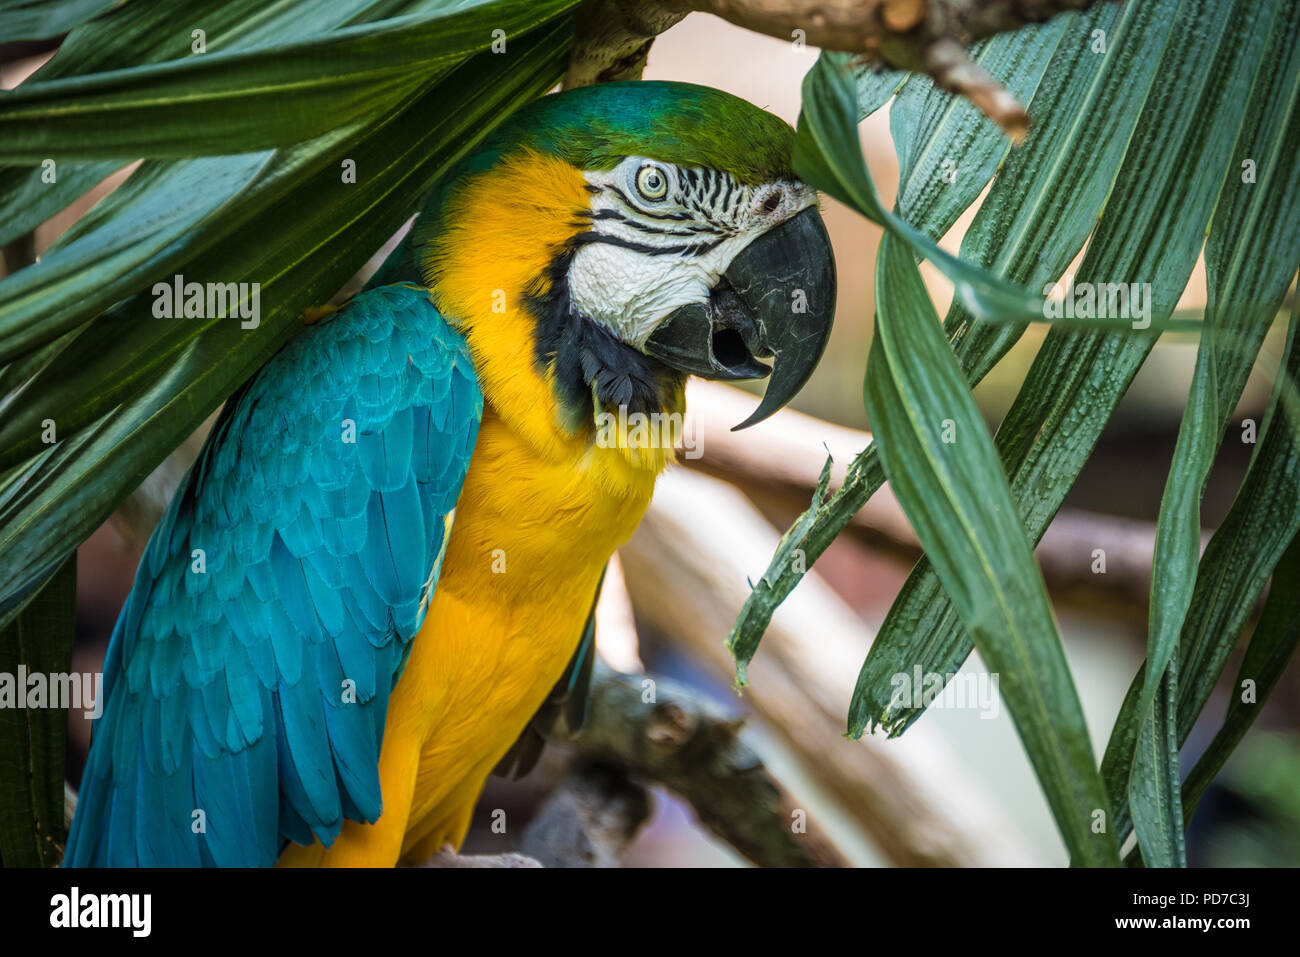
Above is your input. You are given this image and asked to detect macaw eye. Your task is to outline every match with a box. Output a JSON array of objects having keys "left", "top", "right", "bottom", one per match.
[{"left": 635, "top": 164, "right": 669, "bottom": 201}]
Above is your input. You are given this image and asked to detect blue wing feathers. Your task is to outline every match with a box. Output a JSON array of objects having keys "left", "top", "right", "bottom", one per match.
[{"left": 65, "top": 284, "right": 483, "bottom": 866}]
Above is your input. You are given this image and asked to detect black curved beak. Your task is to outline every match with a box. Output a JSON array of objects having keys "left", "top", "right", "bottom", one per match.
[{"left": 643, "top": 206, "right": 836, "bottom": 430}]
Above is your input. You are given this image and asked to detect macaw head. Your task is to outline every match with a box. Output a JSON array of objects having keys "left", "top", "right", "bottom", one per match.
[{"left": 414, "top": 80, "right": 836, "bottom": 450}]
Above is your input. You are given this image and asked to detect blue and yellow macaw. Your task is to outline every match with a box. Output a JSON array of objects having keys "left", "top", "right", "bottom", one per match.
[{"left": 64, "top": 80, "right": 836, "bottom": 867}]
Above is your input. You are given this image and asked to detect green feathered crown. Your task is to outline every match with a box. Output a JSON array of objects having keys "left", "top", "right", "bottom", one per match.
[{"left": 495, "top": 80, "right": 796, "bottom": 185}]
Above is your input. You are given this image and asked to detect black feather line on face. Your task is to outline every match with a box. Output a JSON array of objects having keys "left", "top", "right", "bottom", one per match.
[
  {"left": 526, "top": 247, "right": 683, "bottom": 432},
  {"left": 600, "top": 184, "right": 692, "bottom": 221},
  {"left": 570, "top": 229, "right": 726, "bottom": 257},
  {"left": 708, "top": 170, "right": 725, "bottom": 207},
  {"left": 589, "top": 208, "right": 714, "bottom": 238}
]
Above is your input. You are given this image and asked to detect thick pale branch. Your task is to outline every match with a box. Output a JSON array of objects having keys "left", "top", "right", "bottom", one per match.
[
  {"left": 623, "top": 468, "right": 1041, "bottom": 866},
  {"left": 683, "top": 380, "right": 1189, "bottom": 611},
  {"left": 594, "top": 553, "right": 644, "bottom": 672}
]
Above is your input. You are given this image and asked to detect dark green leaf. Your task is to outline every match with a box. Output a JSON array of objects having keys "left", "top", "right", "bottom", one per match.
[
  {"left": 865, "top": 231, "right": 1118, "bottom": 867},
  {"left": 1140, "top": 0, "right": 1300, "bottom": 768},
  {"left": 858, "top": 0, "right": 1272, "bottom": 740},
  {"left": 0, "top": 161, "right": 122, "bottom": 248},
  {"left": 1177, "top": 313, "right": 1300, "bottom": 736},
  {"left": 0, "top": 0, "right": 117, "bottom": 44},
  {"left": 1102, "top": 0, "right": 1300, "bottom": 854},
  {"left": 850, "top": 62, "right": 905, "bottom": 122},
  {"left": 891, "top": 14, "right": 1070, "bottom": 231},
  {"left": 0, "top": 555, "right": 74, "bottom": 867},
  {"left": 729, "top": 0, "right": 1131, "bottom": 677},
  {"left": 1101, "top": 297, "right": 1300, "bottom": 852},
  {"left": 1182, "top": 529, "right": 1300, "bottom": 822},
  {"left": 797, "top": 51, "right": 1043, "bottom": 324},
  {"left": 0, "top": 0, "right": 576, "bottom": 161},
  {"left": 0, "top": 152, "right": 280, "bottom": 371},
  {"left": 0, "top": 1, "right": 472, "bottom": 247},
  {"left": 1128, "top": 652, "right": 1185, "bottom": 867}
]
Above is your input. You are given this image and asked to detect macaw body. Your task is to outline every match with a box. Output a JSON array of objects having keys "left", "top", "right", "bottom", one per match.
[{"left": 65, "top": 81, "right": 835, "bottom": 867}]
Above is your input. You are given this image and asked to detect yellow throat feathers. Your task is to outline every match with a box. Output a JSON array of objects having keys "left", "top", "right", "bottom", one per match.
[{"left": 421, "top": 148, "right": 682, "bottom": 488}]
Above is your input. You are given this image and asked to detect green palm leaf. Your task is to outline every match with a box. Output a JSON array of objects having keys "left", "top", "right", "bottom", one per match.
[
  {"left": 0, "top": 0, "right": 574, "bottom": 161},
  {"left": 867, "top": 231, "right": 1118, "bottom": 867},
  {"left": 730, "top": 0, "right": 1300, "bottom": 865}
]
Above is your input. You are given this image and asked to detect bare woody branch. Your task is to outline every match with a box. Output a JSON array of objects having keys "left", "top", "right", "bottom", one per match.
[
  {"left": 519, "top": 761, "right": 653, "bottom": 867},
  {"left": 551, "top": 544, "right": 850, "bottom": 866},
  {"left": 563, "top": 0, "right": 689, "bottom": 87},
  {"left": 565, "top": 0, "right": 1118, "bottom": 135},
  {"left": 564, "top": 665, "right": 850, "bottom": 866}
]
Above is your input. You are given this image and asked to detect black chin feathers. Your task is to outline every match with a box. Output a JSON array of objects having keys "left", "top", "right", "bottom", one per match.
[{"left": 527, "top": 250, "right": 680, "bottom": 430}]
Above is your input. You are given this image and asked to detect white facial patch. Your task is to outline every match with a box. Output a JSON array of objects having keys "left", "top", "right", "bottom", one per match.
[{"left": 568, "top": 156, "right": 816, "bottom": 349}]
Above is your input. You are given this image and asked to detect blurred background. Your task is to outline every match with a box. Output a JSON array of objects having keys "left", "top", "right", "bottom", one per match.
[{"left": 3, "top": 13, "right": 1297, "bottom": 867}]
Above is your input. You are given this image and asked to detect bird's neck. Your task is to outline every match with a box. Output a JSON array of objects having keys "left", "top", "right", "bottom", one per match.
[{"left": 421, "top": 149, "right": 684, "bottom": 483}]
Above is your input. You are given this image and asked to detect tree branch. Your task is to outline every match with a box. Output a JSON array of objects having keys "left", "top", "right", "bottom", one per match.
[
  {"left": 682, "top": 380, "right": 1191, "bottom": 613},
  {"left": 519, "top": 761, "right": 652, "bottom": 867},
  {"left": 547, "top": 546, "right": 850, "bottom": 866},
  {"left": 420, "top": 849, "right": 543, "bottom": 867},
  {"left": 565, "top": 0, "right": 1117, "bottom": 135},
  {"left": 623, "top": 468, "right": 1041, "bottom": 866},
  {"left": 565, "top": 665, "right": 849, "bottom": 866},
  {"left": 564, "top": 0, "right": 689, "bottom": 87}
]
